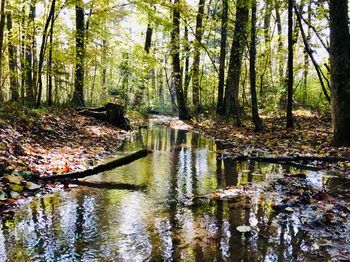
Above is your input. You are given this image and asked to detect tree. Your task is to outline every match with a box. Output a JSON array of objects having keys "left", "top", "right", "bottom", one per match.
[
  {"left": 48, "top": 0, "right": 56, "bottom": 106},
  {"left": 249, "top": 0, "right": 263, "bottom": 131},
  {"left": 286, "top": 0, "right": 293, "bottom": 128},
  {"left": 329, "top": 0, "right": 350, "bottom": 146},
  {"left": 171, "top": 0, "right": 190, "bottom": 120},
  {"left": 224, "top": 0, "right": 249, "bottom": 124},
  {"left": 72, "top": 0, "right": 85, "bottom": 107},
  {"left": 191, "top": 0, "right": 206, "bottom": 114},
  {"left": 7, "top": 11, "right": 19, "bottom": 101},
  {"left": 24, "top": 0, "right": 36, "bottom": 105},
  {"left": 36, "top": 0, "right": 56, "bottom": 107},
  {"left": 216, "top": 0, "right": 228, "bottom": 114},
  {"left": 0, "top": 0, "right": 6, "bottom": 102}
]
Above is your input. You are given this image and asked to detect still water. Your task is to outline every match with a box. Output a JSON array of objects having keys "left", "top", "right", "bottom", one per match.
[{"left": 0, "top": 122, "right": 345, "bottom": 261}]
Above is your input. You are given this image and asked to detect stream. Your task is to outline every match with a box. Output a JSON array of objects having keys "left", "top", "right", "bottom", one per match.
[{"left": 0, "top": 119, "right": 349, "bottom": 261}]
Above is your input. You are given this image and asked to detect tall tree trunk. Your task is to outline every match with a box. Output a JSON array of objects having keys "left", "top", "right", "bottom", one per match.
[
  {"left": 0, "top": 0, "right": 6, "bottom": 102},
  {"left": 7, "top": 12, "right": 19, "bottom": 101},
  {"left": 303, "top": 0, "right": 311, "bottom": 104},
  {"left": 72, "top": 0, "right": 85, "bottom": 106},
  {"left": 20, "top": 6, "right": 25, "bottom": 104},
  {"left": 191, "top": 0, "right": 206, "bottom": 114},
  {"left": 286, "top": 0, "right": 294, "bottom": 128},
  {"left": 224, "top": 0, "right": 249, "bottom": 124},
  {"left": 36, "top": 0, "right": 56, "bottom": 107},
  {"left": 48, "top": 0, "right": 55, "bottom": 106},
  {"left": 101, "top": 39, "right": 107, "bottom": 101},
  {"left": 262, "top": 0, "right": 272, "bottom": 87},
  {"left": 144, "top": 23, "right": 153, "bottom": 53},
  {"left": 294, "top": 4, "right": 330, "bottom": 103},
  {"left": 171, "top": 0, "right": 190, "bottom": 120},
  {"left": 25, "top": 1, "right": 35, "bottom": 105},
  {"left": 250, "top": 0, "right": 263, "bottom": 131},
  {"left": 183, "top": 24, "right": 190, "bottom": 100},
  {"left": 329, "top": 0, "right": 350, "bottom": 146},
  {"left": 274, "top": 0, "right": 284, "bottom": 85},
  {"left": 216, "top": 0, "right": 228, "bottom": 114}
]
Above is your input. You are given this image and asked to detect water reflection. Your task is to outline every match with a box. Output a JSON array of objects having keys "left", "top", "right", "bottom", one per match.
[{"left": 0, "top": 125, "right": 343, "bottom": 261}]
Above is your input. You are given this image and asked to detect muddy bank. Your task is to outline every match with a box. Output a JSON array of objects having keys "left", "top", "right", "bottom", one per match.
[{"left": 0, "top": 104, "right": 134, "bottom": 213}]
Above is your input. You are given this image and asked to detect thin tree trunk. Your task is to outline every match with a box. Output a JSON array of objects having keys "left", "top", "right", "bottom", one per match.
[
  {"left": 183, "top": 24, "right": 191, "bottom": 100},
  {"left": 224, "top": 0, "right": 249, "bottom": 124},
  {"left": 36, "top": 0, "right": 56, "bottom": 107},
  {"left": 286, "top": 0, "right": 294, "bottom": 128},
  {"left": 7, "top": 12, "right": 19, "bottom": 101},
  {"left": 144, "top": 23, "right": 153, "bottom": 53},
  {"left": 20, "top": 6, "right": 25, "bottom": 104},
  {"left": 192, "top": 0, "right": 206, "bottom": 114},
  {"left": 303, "top": 0, "right": 311, "bottom": 104},
  {"left": 250, "top": 0, "right": 263, "bottom": 131},
  {"left": 294, "top": 5, "right": 330, "bottom": 103},
  {"left": 25, "top": 1, "right": 35, "bottom": 105},
  {"left": 48, "top": 0, "right": 55, "bottom": 106},
  {"left": 216, "top": 0, "right": 228, "bottom": 114},
  {"left": 101, "top": 39, "right": 107, "bottom": 101},
  {"left": 274, "top": 0, "right": 284, "bottom": 84},
  {"left": 72, "top": 0, "right": 85, "bottom": 106},
  {"left": 171, "top": 0, "right": 190, "bottom": 120},
  {"left": 329, "top": 0, "right": 350, "bottom": 146},
  {"left": 0, "top": 0, "right": 6, "bottom": 102}
]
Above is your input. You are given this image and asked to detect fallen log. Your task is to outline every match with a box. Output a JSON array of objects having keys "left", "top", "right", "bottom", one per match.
[
  {"left": 38, "top": 149, "right": 150, "bottom": 182},
  {"left": 220, "top": 154, "right": 349, "bottom": 163},
  {"left": 218, "top": 154, "right": 349, "bottom": 171},
  {"left": 78, "top": 102, "right": 132, "bottom": 130},
  {"left": 73, "top": 180, "right": 147, "bottom": 191}
]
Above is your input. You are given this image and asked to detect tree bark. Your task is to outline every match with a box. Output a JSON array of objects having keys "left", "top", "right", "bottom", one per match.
[
  {"left": 36, "top": 0, "right": 56, "bottom": 107},
  {"left": 38, "top": 149, "right": 150, "bottom": 182},
  {"left": 294, "top": 5, "right": 330, "bottom": 103},
  {"left": 329, "top": 0, "right": 350, "bottom": 146},
  {"left": 0, "top": 0, "right": 6, "bottom": 102},
  {"left": 25, "top": 1, "right": 35, "bottom": 105},
  {"left": 286, "top": 0, "right": 294, "bottom": 128},
  {"left": 72, "top": 0, "right": 85, "bottom": 107},
  {"left": 192, "top": 0, "right": 206, "bottom": 114},
  {"left": 144, "top": 23, "right": 153, "bottom": 53},
  {"left": 274, "top": 0, "right": 284, "bottom": 85},
  {"left": 171, "top": 0, "right": 190, "bottom": 120},
  {"left": 7, "top": 12, "right": 19, "bottom": 101},
  {"left": 183, "top": 24, "right": 191, "bottom": 100},
  {"left": 250, "top": 0, "right": 263, "bottom": 131},
  {"left": 48, "top": 0, "right": 55, "bottom": 106},
  {"left": 224, "top": 0, "right": 249, "bottom": 124},
  {"left": 216, "top": 0, "right": 228, "bottom": 115}
]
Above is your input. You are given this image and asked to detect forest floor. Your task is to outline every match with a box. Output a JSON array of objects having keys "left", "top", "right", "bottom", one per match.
[
  {"left": 0, "top": 104, "right": 134, "bottom": 211},
  {"left": 191, "top": 110, "right": 350, "bottom": 172}
]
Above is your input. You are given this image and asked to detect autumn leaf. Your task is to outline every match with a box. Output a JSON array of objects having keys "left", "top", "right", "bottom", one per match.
[
  {"left": 6, "top": 174, "right": 23, "bottom": 185},
  {"left": 63, "top": 163, "right": 71, "bottom": 173}
]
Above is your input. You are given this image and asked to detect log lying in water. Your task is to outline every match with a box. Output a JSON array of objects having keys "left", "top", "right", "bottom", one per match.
[
  {"left": 72, "top": 180, "right": 147, "bottom": 191},
  {"left": 38, "top": 149, "right": 150, "bottom": 182},
  {"left": 219, "top": 154, "right": 349, "bottom": 171},
  {"left": 77, "top": 102, "right": 132, "bottom": 130},
  {"left": 222, "top": 154, "right": 349, "bottom": 163}
]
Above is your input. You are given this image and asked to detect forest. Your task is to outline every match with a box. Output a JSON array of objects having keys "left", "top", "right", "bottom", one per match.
[{"left": 0, "top": 0, "right": 350, "bottom": 261}]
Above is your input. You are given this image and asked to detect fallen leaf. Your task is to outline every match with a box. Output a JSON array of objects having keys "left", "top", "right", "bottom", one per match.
[
  {"left": 0, "top": 190, "right": 7, "bottom": 201},
  {"left": 10, "top": 184, "right": 24, "bottom": 192},
  {"left": 25, "top": 182, "right": 41, "bottom": 190},
  {"left": 6, "top": 174, "right": 23, "bottom": 185}
]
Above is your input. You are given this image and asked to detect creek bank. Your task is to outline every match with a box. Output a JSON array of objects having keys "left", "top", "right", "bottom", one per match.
[{"left": 0, "top": 104, "right": 137, "bottom": 215}]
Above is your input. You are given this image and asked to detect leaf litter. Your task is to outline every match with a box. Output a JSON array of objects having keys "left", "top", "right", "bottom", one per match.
[{"left": 0, "top": 104, "right": 132, "bottom": 213}]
